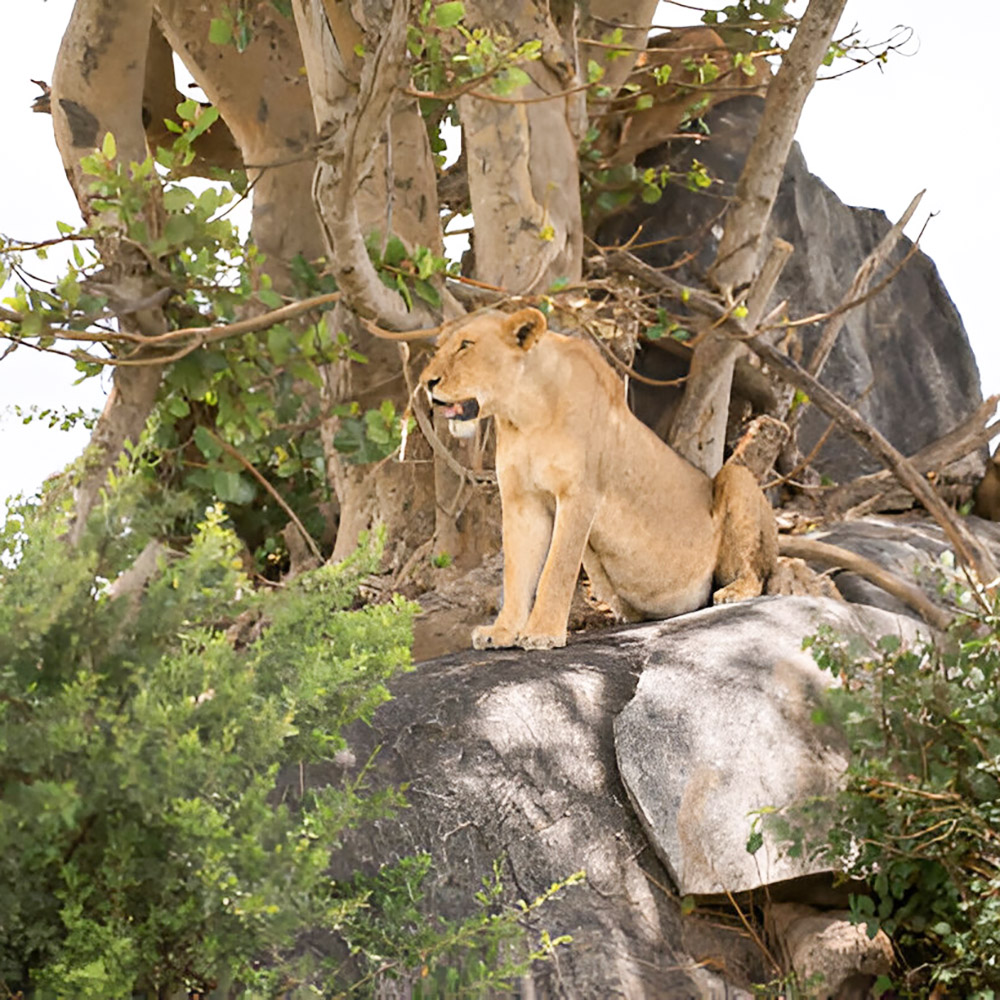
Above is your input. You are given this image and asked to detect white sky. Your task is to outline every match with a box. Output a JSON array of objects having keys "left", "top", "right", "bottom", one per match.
[{"left": 1, "top": 0, "right": 996, "bottom": 504}]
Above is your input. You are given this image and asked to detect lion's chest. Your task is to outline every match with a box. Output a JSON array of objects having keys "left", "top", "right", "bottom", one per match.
[{"left": 495, "top": 425, "right": 589, "bottom": 502}]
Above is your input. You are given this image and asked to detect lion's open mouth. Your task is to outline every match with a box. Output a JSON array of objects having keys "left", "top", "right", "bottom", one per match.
[{"left": 433, "top": 397, "right": 480, "bottom": 421}]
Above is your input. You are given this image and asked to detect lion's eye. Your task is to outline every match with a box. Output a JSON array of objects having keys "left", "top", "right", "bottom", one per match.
[{"left": 458, "top": 339, "right": 473, "bottom": 351}]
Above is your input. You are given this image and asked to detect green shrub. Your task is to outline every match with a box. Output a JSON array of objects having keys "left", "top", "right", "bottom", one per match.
[
  {"left": 801, "top": 609, "right": 1000, "bottom": 997},
  {"left": 0, "top": 473, "right": 413, "bottom": 997},
  {"left": 0, "top": 471, "right": 577, "bottom": 997}
]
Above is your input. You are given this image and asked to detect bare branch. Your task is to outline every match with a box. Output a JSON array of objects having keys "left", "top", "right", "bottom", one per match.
[
  {"left": 806, "top": 190, "right": 925, "bottom": 380},
  {"left": 710, "top": 0, "right": 847, "bottom": 292},
  {"left": 310, "top": 6, "right": 437, "bottom": 328},
  {"left": 822, "top": 395, "right": 1000, "bottom": 515},
  {"left": 609, "top": 247, "right": 1000, "bottom": 586},
  {"left": 779, "top": 536, "right": 953, "bottom": 631}
]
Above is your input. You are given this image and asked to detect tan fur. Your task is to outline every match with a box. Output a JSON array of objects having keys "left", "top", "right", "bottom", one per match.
[
  {"left": 420, "top": 308, "right": 777, "bottom": 650},
  {"left": 974, "top": 447, "right": 1000, "bottom": 520}
]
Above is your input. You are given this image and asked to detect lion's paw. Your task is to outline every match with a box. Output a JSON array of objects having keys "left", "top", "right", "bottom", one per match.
[
  {"left": 713, "top": 577, "right": 762, "bottom": 605},
  {"left": 516, "top": 631, "right": 567, "bottom": 650},
  {"left": 472, "top": 624, "right": 519, "bottom": 650}
]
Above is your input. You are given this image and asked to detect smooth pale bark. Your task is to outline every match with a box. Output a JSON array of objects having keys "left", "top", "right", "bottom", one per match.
[
  {"left": 460, "top": 0, "right": 583, "bottom": 292},
  {"left": 294, "top": 0, "right": 465, "bottom": 565},
  {"left": 579, "top": 0, "right": 661, "bottom": 96},
  {"left": 668, "top": 239, "right": 792, "bottom": 476},
  {"left": 51, "top": 0, "right": 168, "bottom": 545},
  {"left": 155, "top": 1, "right": 325, "bottom": 286},
  {"left": 668, "top": 0, "right": 846, "bottom": 475}
]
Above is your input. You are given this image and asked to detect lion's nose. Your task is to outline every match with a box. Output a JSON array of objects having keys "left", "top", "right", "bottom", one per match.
[{"left": 425, "top": 377, "right": 441, "bottom": 392}]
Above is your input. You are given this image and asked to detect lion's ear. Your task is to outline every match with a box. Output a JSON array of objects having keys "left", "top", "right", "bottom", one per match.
[{"left": 506, "top": 308, "right": 546, "bottom": 350}]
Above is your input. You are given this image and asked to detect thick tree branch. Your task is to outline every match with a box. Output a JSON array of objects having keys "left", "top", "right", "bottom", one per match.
[
  {"left": 667, "top": 238, "right": 792, "bottom": 475},
  {"left": 610, "top": 248, "right": 1000, "bottom": 586},
  {"left": 709, "top": 0, "right": 847, "bottom": 292},
  {"left": 309, "top": 7, "right": 436, "bottom": 327},
  {"left": 822, "top": 395, "right": 1000, "bottom": 515},
  {"left": 51, "top": 0, "right": 168, "bottom": 545},
  {"left": 779, "top": 536, "right": 953, "bottom": 631}
]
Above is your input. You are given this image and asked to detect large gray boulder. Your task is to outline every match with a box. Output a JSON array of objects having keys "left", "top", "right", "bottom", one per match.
[
  {"left": 597, "top": 95, "right": 984, "bottom": 483},
  {"left": 298, "top": 596, "right": 923, "bottom": 997},
  {"left": 789, "top": 513, "right": 1000, "bottom": 621},
  {"left": 614, "top": 597, "right": 924, "bottom": 897}
]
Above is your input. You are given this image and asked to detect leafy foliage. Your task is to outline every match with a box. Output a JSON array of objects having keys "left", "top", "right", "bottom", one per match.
[
  {"left": 796, "top": 607, "right": 1000, "bottom": 996},
  {"left": 0, "top": 465, "right": 577, "bottom": 996},
  {"left": 0, "top": 113, "right": 416, "bottom": 574},
  {"left": 333, "top": 857, "right": 583, "bottom": 997},
  {"left": 0, "top": 465, "right": 414, "bottom": 996}
]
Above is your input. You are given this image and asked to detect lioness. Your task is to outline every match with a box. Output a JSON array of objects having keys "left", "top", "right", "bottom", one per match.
[{"left": 420, "top": 308, "right": 777, "bottom": 650}]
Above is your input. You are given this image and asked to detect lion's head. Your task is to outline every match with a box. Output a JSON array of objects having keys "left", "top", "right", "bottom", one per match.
[{"left": 419, "top": 308, "right": 547, "bottom": 437}]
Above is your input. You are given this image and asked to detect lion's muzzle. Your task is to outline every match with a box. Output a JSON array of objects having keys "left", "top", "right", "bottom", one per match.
[{"left": 434, "top": 398, "right": 480, "bottom": 422}]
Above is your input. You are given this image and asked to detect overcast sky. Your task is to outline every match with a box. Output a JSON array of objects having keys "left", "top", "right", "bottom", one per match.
[{"left": 1, "top": 0, "right": 996, "bottom": 504}]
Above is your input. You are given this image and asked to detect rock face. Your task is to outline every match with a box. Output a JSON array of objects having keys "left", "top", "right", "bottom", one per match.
[
  {"left": 614, "top": 597, "right": 923, "bottom": 897},
  {"left": 301, "top": 596, "right": 922, "bottom": 997},
  {"left": 597, "top": 95, "right": 984, "bottom": 482},
  {"left": 791, "top": 513, "right": 1000, "bottom": 621}
]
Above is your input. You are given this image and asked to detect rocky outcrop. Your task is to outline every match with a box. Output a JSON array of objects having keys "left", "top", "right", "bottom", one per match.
[
  {"left": 768, "top": 903, "right": 893, "bottom": 1000},
  {"left": 597, "top": 95, "right": 984, "bottom": 483},
  {"left": 788, "top": 513, "right": 1000, "bottom": 621},
  {"left": 614, "top": 598, "right": 923, "bottom": 897},
  {"left": 300, "top": 596, "right": 923, "bottom": 997}
]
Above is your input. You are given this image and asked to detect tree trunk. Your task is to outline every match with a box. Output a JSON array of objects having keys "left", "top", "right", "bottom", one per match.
[
  {"left": 667, "top": 0, "right": 847, "bottom": 475},
  {"left": 154, "top": 0, "right": 325, "bottom": 288},
  {"left": 293, "top": 0, "right": 463, "bottom": 566},
  {"left": 460, "top": 1, "right": 583, "bottom": 292},
  {"left": 51, "top": 0, "right": 168, "bottom": 545}
]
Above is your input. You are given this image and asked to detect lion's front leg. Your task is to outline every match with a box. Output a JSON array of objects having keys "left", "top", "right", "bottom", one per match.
[
  {"left": 473, "top": 492, "right": 553, "bottom": 650},
  {"left": 518, "top": 494, "right": 596, "bottom": 650}
]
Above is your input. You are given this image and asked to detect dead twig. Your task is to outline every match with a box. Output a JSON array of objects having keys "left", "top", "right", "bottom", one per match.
[
  {"left": 779, "top": 535, "right": 953, "bottom": 631},
  {"left": 206, "top": 429, "right": 323, "bottom": 563}
]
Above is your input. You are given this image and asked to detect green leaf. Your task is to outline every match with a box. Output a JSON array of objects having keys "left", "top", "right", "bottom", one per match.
[
  {"left": 745, "top": 829, "right": 763, "bottom": 855},
  {"left": 209, "top": 17, "right": 233, "bottom": 45},
  {"left": 395, "top": 274, "right": 413, "bottom": 311},
  {"left": 495, "top": 66, "right": 531, "bottom": 95},
  {"left": 384, "top": 236, "right": 408, "bottom": 267},
  {"left": 635, "top": 94, "right": 654, "bottom": 111},
  {"left": 101, "top": 132, "right": 117, "bottom": 160},
  {"left": 176, "top": 98, "right": 200, "bottom": 123},
  {"left": 872, "top": 976, "right": 893, "bottom": 998},
  {"left": 267, "top": 324, "right": 295, "bottom": 365},
  {"left": 433, "top": 1, "right": 465, "bottom": 28},
  {"left": 193, "top": 426, "right": 223, "bottom": 460},
  {"left": 412, "top": 278, "right": 441, "bottom": 308},
  {"left": 257, "top": 288, "right": 283, "bottom": 309},
  {"left": 640, "top": 185, "right": 662, "bottom": 204},
  {"left": 213, "top": 468, "right": 257, "bottom": 504},
  {"left": 186, "top": 105, "right": 220, "bottom": 142},
  {"left": 166, "top": 397, "right": 191, "bottom": 419}
]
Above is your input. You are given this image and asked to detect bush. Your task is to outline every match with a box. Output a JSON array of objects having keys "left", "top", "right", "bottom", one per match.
[
  {"left": 801, "top": 607, "right": 1000, "bottom": 997},
  {"left": 0, "top": 470, "right": 577, "bottom": 997},
  {"left": 0, "top": 472, "right": 414, "bottom": 996}
]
